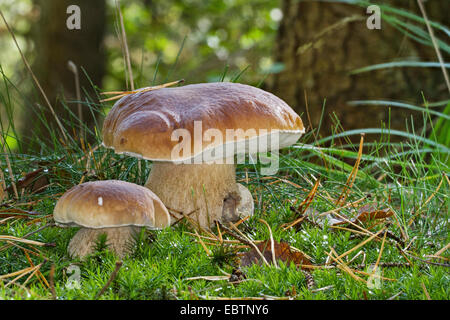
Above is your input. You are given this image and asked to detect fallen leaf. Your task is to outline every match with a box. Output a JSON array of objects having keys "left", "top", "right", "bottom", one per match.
[
  {"left": 240, "top": 240, "right": 312, "bottom": 270},
  {"left": 4, "top": 158, "right": 67, "bottom": 196},
  {"left": 327, "top": 203, "right": 393, "bottom": 226},
  {"left": 5, "top": 168, "right": 48, "bottom": 195},
  {"left": 355, "top": 206, "right": 394, "bottom": 223}
]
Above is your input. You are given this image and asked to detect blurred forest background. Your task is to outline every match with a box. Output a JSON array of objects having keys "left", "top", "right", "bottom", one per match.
[{"left": 0, "top": 0, "right": 448, "bottom": 151}]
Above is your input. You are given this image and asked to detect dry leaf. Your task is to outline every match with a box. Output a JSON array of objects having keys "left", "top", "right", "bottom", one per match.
[
  {"left": 355, "top": 206, "right": 394, "bottom": 223},
  {"left": 5, "top": 168, "right": 48, "bottom": 195},
  {"left": 240, "top": 240, "right": 312, "bottom": 270},
  {"left": 4, "top": 158, "right": 68, "bottom": 196},
  {"left": 328, "top": 203, "right": 393, "bottom": 226}
]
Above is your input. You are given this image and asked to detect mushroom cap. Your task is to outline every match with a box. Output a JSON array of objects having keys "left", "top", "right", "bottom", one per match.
[
  {"left": 53, "top": 180, "right": 170, "bottom": 229},
  {"left": 102, "top": 82, "right": 304, "bottom": 163}
]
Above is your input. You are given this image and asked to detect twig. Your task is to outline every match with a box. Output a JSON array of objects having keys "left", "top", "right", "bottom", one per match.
[{"left": 95, "top": 261, "right": 123, "bottom": 299}]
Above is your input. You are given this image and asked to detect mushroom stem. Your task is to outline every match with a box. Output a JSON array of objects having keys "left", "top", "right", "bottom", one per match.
[
  {"left": 68, "top": 226, "right": 140, "bottom": 259},
  {"left": 145, "top": 161, "right": 252, "bottom": 228}
]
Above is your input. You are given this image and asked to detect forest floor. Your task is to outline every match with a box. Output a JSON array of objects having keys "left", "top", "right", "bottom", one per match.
[{"left": 0, "top": 118, "right": 448, "bottom": 300}]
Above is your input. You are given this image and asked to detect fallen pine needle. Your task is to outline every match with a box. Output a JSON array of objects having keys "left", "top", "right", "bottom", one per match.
[
  {"left": 194, "top": 229, "right": 211, "bottom": 256},
  {"left": 326, "top": 249, "right": 365, "bottom": 283},
  {"left": 318, "top": 196, "right": 367, "bottom": 217},
  {"left": 371, "top": 230, "right": 388, "bottom": 276},
  {"left": 184, "top": 275, "right": 230, "bottom": 281},
  {"left": 0, "top": 235, "right": 49, "bottom": 247},
  {"left": 421, "top": 282, "right": 431, "bottom": 300},
  {"left": 330, "top": 228, "right": 385, "bottom": 264},
  {"left": 433, "top": 242, "right": 449, "bottom": 257},
  {"left": 0, "top": 266, "right": 36, "bottom": 281},
  {"left": 335, "top": 133, "right": 364, "bottom": 206},
  {"left": 259, "top": 219, "right": 278, "bottom": 268},
  {"left": 100, "top": 79, "right": 184, "bottom": 102},
  {"left": 219, "top": 221, "right": 270, "bottom": 267},
  {"left": 95, "top": 261, "right": 123, "bottom": 299}
]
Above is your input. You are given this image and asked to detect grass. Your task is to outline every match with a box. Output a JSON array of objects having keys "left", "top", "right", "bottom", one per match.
[
  {"left": 0, "top": 87, "right": 448, "bottom": 299},
  {"left": 0, "top": 0, "right": 449, "bottom": 301}
]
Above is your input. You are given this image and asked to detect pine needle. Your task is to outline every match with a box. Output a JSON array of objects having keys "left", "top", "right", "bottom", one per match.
[{"left": 100, "top": 79, "right": 184, "bottom": 102}]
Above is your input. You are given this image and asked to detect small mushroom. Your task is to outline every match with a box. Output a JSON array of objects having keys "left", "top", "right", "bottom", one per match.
[
  {"left": 53, "top": 180, "right": 170, "bottom": 259},
  {"left": 102, "top": 82, "right": 304, "bottom": 228}
]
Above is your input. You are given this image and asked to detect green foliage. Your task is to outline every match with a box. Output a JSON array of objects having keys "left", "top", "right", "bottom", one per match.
[{"left": 104, "top": 0, "right": 282, "bottom": 91}]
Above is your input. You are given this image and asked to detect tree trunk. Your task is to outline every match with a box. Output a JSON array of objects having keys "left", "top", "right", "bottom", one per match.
[
  {"left": 25, "top": 0, "right": 106, "bottom": 149},
  {"left": 268, "top": 0, "right": 449, "bottom": 139}
]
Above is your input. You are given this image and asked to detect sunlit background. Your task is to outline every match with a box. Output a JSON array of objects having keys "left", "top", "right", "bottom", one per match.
[{"left": 0, "top": 0, "right": 283, "bottom": 89}]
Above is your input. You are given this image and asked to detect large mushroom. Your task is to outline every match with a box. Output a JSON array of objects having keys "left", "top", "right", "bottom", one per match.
[
  {"left": 102, "top": 82, "right": 304, "bottom": 228},
  {"left": 53, "top": 180, "right": 170, "bottom": 259}
]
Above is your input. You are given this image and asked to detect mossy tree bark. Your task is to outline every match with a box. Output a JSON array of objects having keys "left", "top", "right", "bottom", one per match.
[{"left": 268, "top": 0, "right": 449, "bottom": 138}]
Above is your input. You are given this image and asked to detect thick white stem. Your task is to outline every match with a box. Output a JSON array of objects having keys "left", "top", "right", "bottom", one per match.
[
  {"left": 68, "top": 226, "right": 140, "bottom": 259},
  {"left": 145, "top": 161, "right": 251, "bottom": 228}
]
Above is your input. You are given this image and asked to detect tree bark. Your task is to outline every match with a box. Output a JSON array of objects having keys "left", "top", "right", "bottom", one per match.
[
  {"left": 25, "top": 0, "right": 106, "bottom": 149},
  {"left": 268, "top": 0, "right": 449, "bottom": 138}
]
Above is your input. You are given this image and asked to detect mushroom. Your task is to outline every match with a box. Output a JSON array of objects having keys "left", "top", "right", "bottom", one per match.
[
  {"left": 53, "top": 180, "right": 170, "bottom": 259},
  {"left": 102, "top": 82, "right": 304, "bottom": 228}
]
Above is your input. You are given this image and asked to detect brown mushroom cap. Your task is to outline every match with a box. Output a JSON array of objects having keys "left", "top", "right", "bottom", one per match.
[
  {"left": 102, "top": 82, "right": 304, "bottom": 162},
  {"left": 53, "top": 180, "right": 170, "bottom": 229}
]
